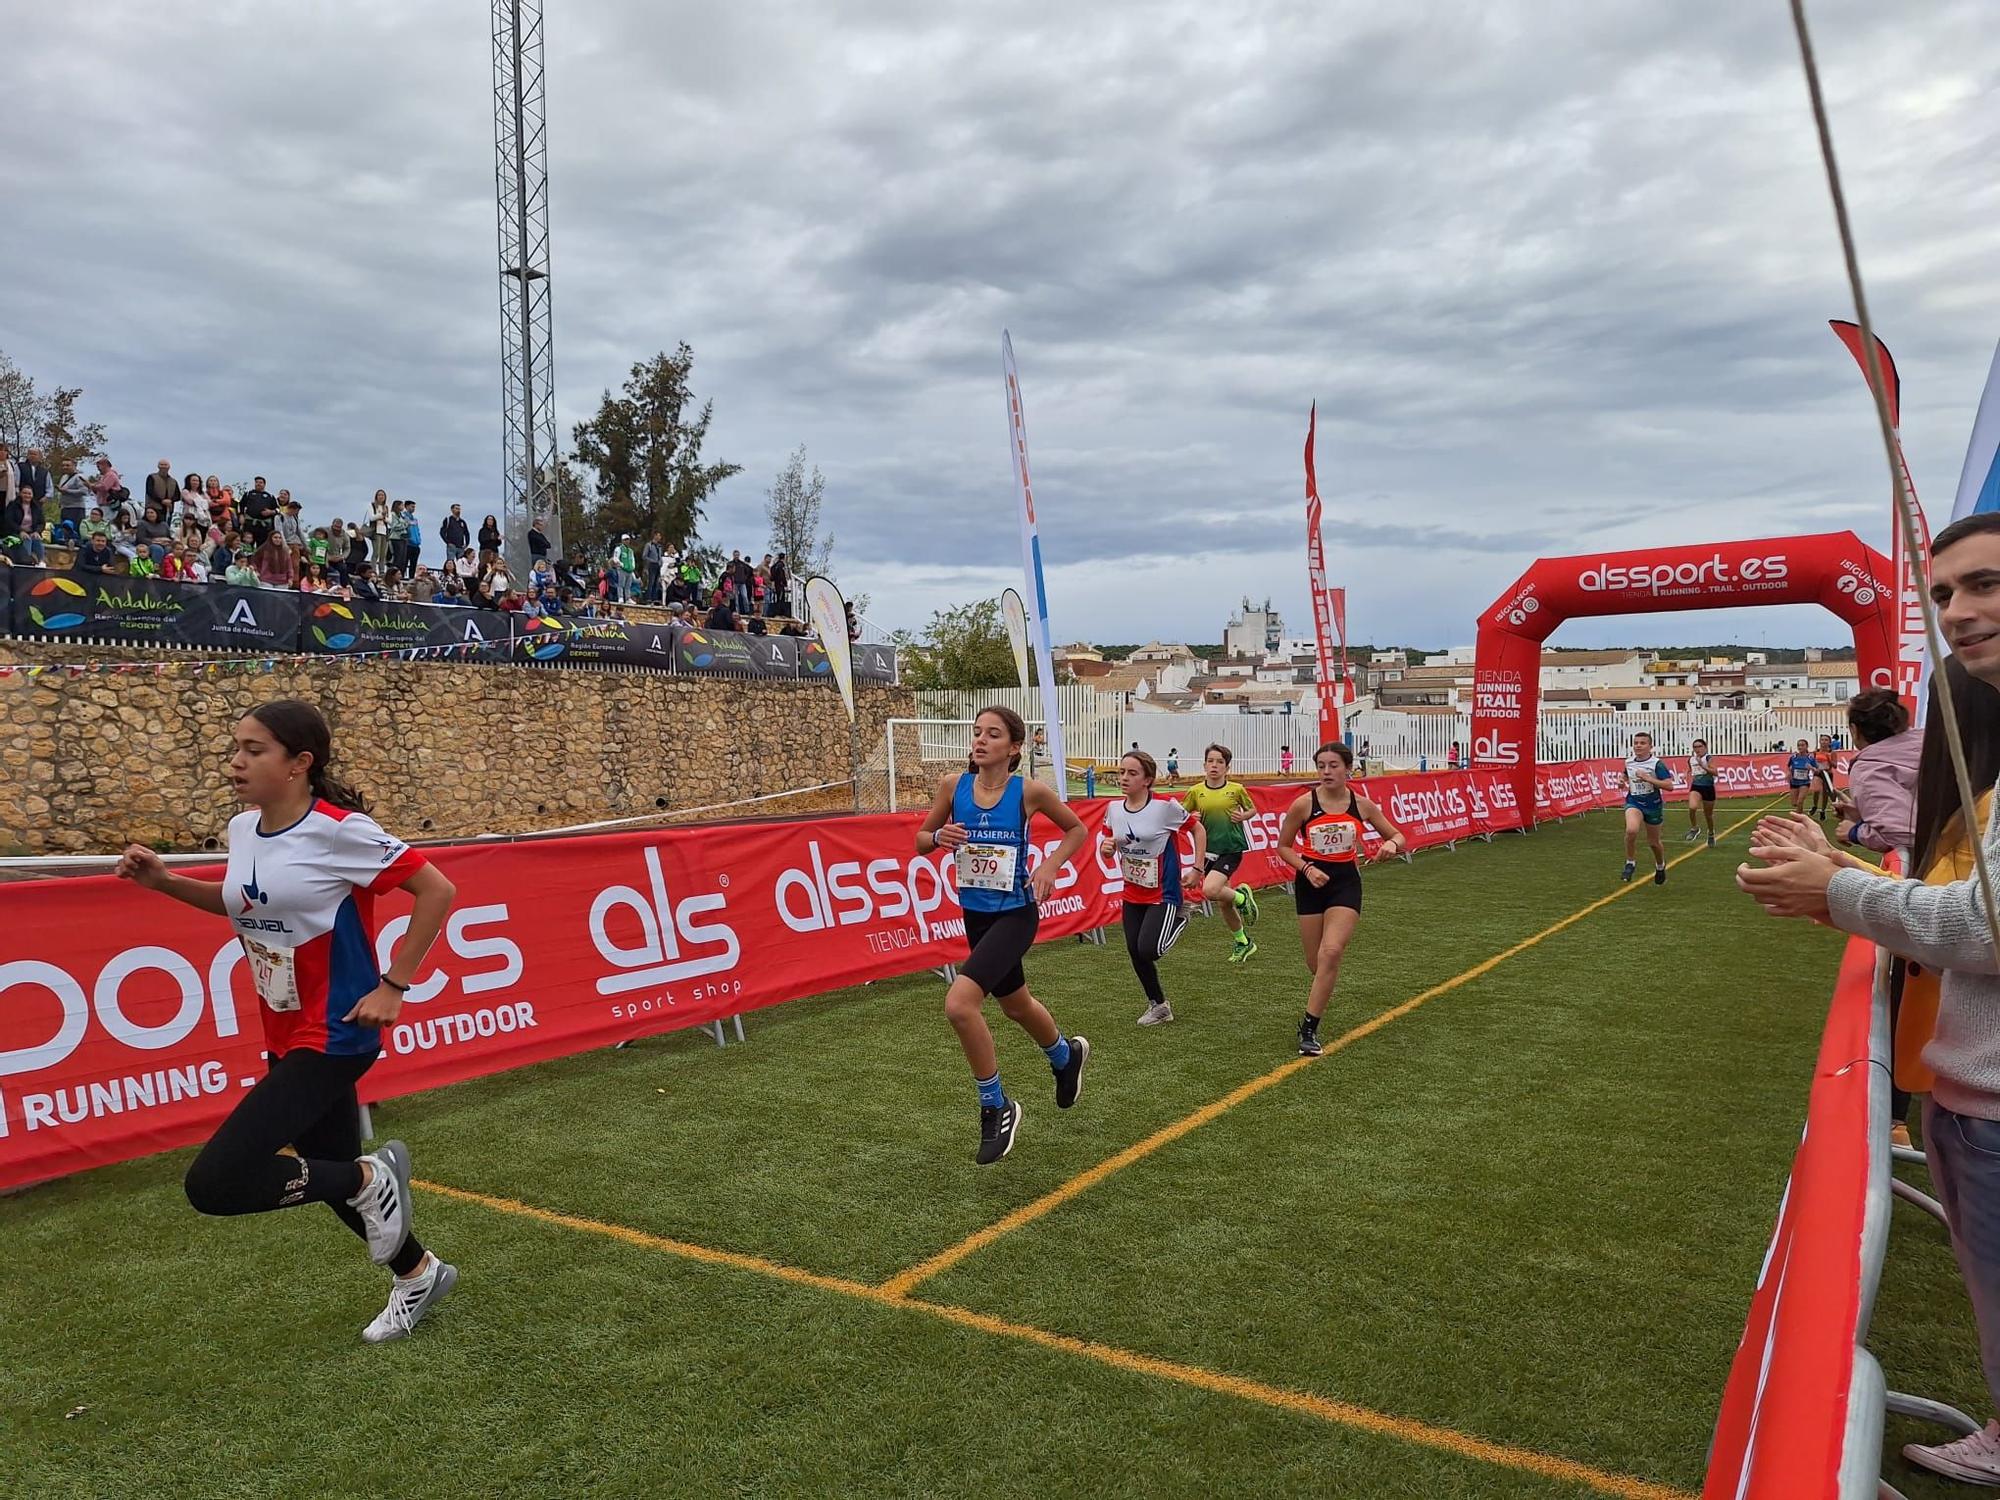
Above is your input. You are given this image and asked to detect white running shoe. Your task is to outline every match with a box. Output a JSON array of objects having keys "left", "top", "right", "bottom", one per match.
[
  {"left": 1904, "top": 1420, "right": 2000, "bottom": 1484},
  {"left": 349, "top": 1140, "right": 413, "bottom": 1266},
  {"left": 1137, "top": 1002, "right": 1175, "bottom": 1027},
  {"left": 362, "top": 1256, "right": 459, "bottom": 1344}
]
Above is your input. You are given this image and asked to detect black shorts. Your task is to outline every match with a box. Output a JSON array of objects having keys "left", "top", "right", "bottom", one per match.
[
  {"left": 1203, "top": 850, "right": 1245, "bottom": 878},
  {"left": 1293, "top": 861, "right": 1362, "bottom": 916},
  {"left": 961, "top": 904, "right": 1040, "bottom": 998},
  {"left": 1691, "top": 781, "right": 1715, "bottom": 802}
]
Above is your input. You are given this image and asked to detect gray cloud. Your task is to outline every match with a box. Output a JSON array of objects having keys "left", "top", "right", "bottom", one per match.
[{"left": 4, "top": 0, "right": 1996, "bottom": 651}]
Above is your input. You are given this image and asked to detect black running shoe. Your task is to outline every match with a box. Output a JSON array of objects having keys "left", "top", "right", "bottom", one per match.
[
  {"left": 1653, "top": 864, "right": 1667, "bottom": 886},
  {"left": 1054, "top": 1035, "right": 1090, "bottom": 1109},
  {"left": 976, "top": 1098, "right": 1022, "bottom": 1164},
  {"left": 1297, "top": 1018, "right": 1324, "bottom": 1057}
]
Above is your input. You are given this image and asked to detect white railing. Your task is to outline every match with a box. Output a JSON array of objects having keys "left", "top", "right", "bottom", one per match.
[
  {"left": 906, "top": 690, "right": 1859, "bottom": 777},
  {"left": 914, "top": 686, "right": 1129, "bottom": 766},
  {"left": 1346, "top": 706, "right": 1857, "bottom": 770}
]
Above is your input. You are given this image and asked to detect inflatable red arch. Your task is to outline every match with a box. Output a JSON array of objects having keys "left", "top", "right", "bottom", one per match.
[{"left": 1469, "top": 533, "right": 1900, "bottom": 822}]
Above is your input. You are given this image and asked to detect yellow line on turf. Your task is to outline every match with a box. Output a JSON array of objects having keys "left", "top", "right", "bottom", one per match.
[
  {"left": 877, "top": 794, "right": 1788, "bottom": 1300},
  {"left": 416, "top": 1177, "right": 1694, "bottom": 1500},
  {"left": 416, "top": 1178, "right": 879, "bottom": 1298}
]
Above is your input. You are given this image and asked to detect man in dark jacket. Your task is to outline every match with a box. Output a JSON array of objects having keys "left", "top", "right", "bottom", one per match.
[
  {"left": 76, "top": 531, "right": 118, "bottom": 572},
  {"left": 240, "top": 478, "right": 279, "bottom": 543},
  {"left": 439, "top": 504, "right": 471, "bottom": 564}
]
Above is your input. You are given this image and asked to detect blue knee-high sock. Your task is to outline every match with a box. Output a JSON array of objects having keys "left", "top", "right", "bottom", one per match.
[
  {"left": 976, "top": 1072, "right": 1005, "bottom": 1109},
  {"left": 1042, "top": 1035, "right": 1071, "bottom": 1071}
]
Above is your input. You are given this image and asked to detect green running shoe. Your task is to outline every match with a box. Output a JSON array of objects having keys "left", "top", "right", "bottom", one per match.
[
  {"left": 1229, "top": 933, "right": 1258, "bottom": 964},
  {"left": 1236, "top": 885, "right": 1259, "bottom": 927}
]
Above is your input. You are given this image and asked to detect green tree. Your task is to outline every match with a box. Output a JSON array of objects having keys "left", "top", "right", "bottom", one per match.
[
  {"left": 765, "top": 443, "right": 833, "bottom": 579},
  {"left": 570, "top": 344, "right": 740, "bottom": 557},
  {"left": 0, "top": 350, "right": 106, "bottom": 478},
  {"left": 898, "top": 597, "right": 1024, "bottom": 691}
]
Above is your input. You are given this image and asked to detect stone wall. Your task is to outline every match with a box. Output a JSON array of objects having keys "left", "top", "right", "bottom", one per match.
[{"left": 0, "top": 641, "right": 913, "bottom": 854}]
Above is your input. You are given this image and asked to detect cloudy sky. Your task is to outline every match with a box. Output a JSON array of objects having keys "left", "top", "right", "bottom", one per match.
[{"left": 8, "top": 0, "right": 1998, "bottom": 650}]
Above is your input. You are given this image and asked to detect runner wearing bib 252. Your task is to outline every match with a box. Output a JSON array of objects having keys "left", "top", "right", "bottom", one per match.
[
  {"left": 918, "top": 706, "right": 1092, "bottom": 1166},
  {"left": 1274, "top": 741, "right": 1404, "bottom": 1057},
  {"left": 1104, "top": 750, "right": 1203, "bottom": 1027}
]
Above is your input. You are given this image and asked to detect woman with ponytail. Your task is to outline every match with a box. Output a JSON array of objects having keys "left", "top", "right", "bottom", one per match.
[
  {"left": 117, "top": 699, "right": 461, "bottom": 1343},
  {"left": 917, "top": 705, "right": 1092, "bottom": 1164}
]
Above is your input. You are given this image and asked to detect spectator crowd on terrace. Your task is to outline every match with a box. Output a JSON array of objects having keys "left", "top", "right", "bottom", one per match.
[{"left": 0, "top": 447, "right": 849, "bottom": 636}]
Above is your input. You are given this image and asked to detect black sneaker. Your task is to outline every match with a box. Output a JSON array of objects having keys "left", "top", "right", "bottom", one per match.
[
  {"left": 1653, "top": 864, "right": 1667, "bottom": 886},
  {"left": 976, "top": 1098, "right": 1022, "bottom": 1165},
  {"left": 1297, "top": 1019, "right": 1323, "bottom": 1057},
  {"left": 1053, "top": 1036, "right": 1090, "bottom": 1109}
]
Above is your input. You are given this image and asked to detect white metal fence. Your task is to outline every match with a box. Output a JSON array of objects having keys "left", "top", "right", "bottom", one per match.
[
  {"left": 1343, "top": 707, "right": 1855, "bottom": 769},
  {"left": 914, "top": 687, "right": 1129, "bottom": 766},
  {"left": 913, "top": 688, "right": 1857, "bottom": 776}
]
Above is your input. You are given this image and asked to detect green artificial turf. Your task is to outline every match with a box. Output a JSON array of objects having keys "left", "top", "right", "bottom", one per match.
[{"left": 4, "top": 802, "right": 1984, "bottom": 1498}]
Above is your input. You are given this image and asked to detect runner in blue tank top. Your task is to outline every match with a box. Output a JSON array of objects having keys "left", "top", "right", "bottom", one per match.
[
  {"left": 1621, "top": 730, "right": 1672, "bottom": 885},
  {"left": 917, "top": 705, "right": 1092, "bottom": 1164}
]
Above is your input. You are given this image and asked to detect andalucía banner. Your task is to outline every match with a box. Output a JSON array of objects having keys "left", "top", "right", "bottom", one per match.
[
  {"left": 1953, "top": 337, "right": 2000, "bottom": 521},
  {"left": 1304, "top": 404, "right": 1342, "bottom": 745},
  {"left": 1001, "top": 333, "right": 1067, "bottom": 789},
  {"left": 1830, "top": 320, "right": 1930, "bottom": 713}
]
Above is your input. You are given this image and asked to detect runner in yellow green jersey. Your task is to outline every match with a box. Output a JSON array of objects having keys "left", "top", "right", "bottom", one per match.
[{"left": 1182, "top": 744, "right": 1259, "bottom": 961}]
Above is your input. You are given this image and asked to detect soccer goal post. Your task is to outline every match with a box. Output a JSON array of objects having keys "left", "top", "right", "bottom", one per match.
[{"left": 876, "top": 717, "right": 1064, "bottom": 812}]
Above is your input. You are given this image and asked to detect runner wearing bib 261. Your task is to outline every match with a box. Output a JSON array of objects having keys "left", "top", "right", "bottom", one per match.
[
  {"left": 918, "top": 705, "right": 1092, "bottom": 1166},
  {"left": 1103, "top": 750, "right": 1204, "bottom": 1027},
  {"left": 1622, "top": 730, "right": 1672, "bottom": 885},
  {"left": 1274, "top": 741, "right": 1404, "bottom": 1057},
  {"left": 1683, "top": 738, "right": 1717, "bottom": 848}
]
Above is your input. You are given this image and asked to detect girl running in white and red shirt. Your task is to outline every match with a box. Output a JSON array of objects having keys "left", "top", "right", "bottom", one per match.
[
  {"left": 117, "top": 700, "right": 460, "bottom": 1343},
  {"left": 1101, "top": 750, "right": 1205, "bottom": 1027}
]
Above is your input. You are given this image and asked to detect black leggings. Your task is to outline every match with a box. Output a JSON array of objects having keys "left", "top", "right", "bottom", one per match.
[
  {"left": 184, "top": 1048, "right": 426, "bottom": 1277},
  {"left": 1122, "top": 902, "right": 1188, "bottom": 1007}
]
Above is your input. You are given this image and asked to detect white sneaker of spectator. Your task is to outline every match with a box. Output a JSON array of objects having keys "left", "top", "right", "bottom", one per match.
[{"left": 1905, "top": 1420, "right": 2000, "bottom": 1485}]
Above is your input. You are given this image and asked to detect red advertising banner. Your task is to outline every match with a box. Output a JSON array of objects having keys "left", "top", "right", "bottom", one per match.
[
  {"left": 1703, "top": 930, "right": 1877, "bottom": 1497},
  {"left": 0, "top": 755, "right": 1820, "bottom": 1191},
  {"left": 1303, "top": 405, "right": 1342, "bottom": 748}
]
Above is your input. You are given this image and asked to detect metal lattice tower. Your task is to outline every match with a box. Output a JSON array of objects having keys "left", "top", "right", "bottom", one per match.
[{"left": 492, "top": 0, "right": 560, "bottom": 576}]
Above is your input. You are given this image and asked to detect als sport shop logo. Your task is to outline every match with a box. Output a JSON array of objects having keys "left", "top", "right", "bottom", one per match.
[
  {"left": 588, "top": 846, "right": 740, "bottom": 996},
  {"left": 309, "top": 601, "right": 358, "bottom": 651},
  {"left": 26, "top": 575, "right": 88, "bottom": 631},
  {"left": 1579, "top": 552, "right": 1789, "bottom": 598}
]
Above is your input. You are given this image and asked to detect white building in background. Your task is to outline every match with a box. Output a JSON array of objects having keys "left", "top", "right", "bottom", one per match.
[
  {"left": 1223, "top": 598, "right": 1286, "bottom": 660},
  {"left": 1808, "top": 659, "right": 1862, "bottom": 702},
  {"left": 1538, "top": 649, "right": 1649, "bottom": 691}
]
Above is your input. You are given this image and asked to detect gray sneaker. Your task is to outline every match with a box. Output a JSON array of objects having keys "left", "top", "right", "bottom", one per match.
[
  {"left": 348, "top": 1139, "right": 413, "bottom": 1266},
  {"left": 1137, "top": 1001, "right": 1175, "bottom": 1027},
  {"left": 363, "top": 1257, "right": 459, "bottom": 1343}
]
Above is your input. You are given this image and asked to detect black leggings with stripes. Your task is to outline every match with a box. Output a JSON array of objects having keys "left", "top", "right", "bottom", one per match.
[
  {"left": 1122, "top": 901, "right": 1187, "bottom": 1007},
  {"left": 183, "top": 1048, "right": 426, "bottom": 1277}
]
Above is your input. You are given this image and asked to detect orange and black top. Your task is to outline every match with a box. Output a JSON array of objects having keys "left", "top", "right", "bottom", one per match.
[{"left": 1298, "top": 786, "right": 1368, "bottom": 865}]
